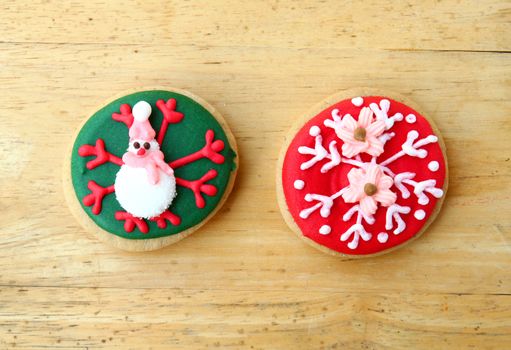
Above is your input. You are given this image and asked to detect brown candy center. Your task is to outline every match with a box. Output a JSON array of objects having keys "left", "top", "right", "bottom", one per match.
[
  {"left": 364, "top": 183, "right": 378, "bottom": 196},
  {"left": 354, "top": 127, "right": 366, "bottom": 141}
]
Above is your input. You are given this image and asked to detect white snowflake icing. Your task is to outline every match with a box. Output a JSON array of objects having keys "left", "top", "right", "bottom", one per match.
[
  {"left": 297, "top": 129, "right": 341, "bottom": 173},
  {"left": 369, "top": 99, "right": 404, "bottom": 130},
  {"left": 309, "top": 125, "right": 321, "bottom": 137},
  {"left": 295, "top": 98, "right": 444, "bottom": 250}
]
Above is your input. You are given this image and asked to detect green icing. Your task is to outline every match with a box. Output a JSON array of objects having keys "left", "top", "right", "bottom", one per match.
[{"left": 71, "top": 90, "right": 236, "bottom": 239}]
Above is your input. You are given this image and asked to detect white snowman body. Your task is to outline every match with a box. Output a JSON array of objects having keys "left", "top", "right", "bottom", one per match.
[{"left": 115, "top": 165, "right": 176, "bottom": 219}]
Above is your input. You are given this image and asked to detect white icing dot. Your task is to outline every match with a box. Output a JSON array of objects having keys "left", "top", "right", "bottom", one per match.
[
  {"left": 351, "top": 97, "right": 364, "bottom": 107},
  {"left": 405, "top": 114, "right": 416, "bottom": 123},
  {"left": 309, "top": 125, "right": 321, "bottom": 136},
  {"left": 293, "top": 180, "right": 305, "bottom": 190},
  {"left": 428, "top": 161, "right": 440, "bottom": 172},
  {"left": 319, "top": 225, "right": 331, "bottom": 235},
  {"left": 414, "top": 210, "right": 426, "bottom": 220},
  {"left": 377, "top": 232, "right": 389, "bottom": 243}
]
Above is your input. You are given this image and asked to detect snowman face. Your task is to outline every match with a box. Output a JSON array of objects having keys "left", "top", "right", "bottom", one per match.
[{"left": 128, "top": 139, "right": 160, "bottom": 157}]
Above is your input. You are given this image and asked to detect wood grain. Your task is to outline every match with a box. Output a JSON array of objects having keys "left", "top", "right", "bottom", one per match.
[
  {"left": 1, "top": 287, "right": 510, "bottom": 349},
  {"left": 0, "top": 0, "right": 510, "bottom": 349}
]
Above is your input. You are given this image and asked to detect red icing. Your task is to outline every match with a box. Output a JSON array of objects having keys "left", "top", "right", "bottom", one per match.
[
  {"left": 78, "top": 139, "right": 123, "bottom": 169},
  {"left": 176, "top": 169, "right": 218, "bottom": 208},
  {"left": 170, "top": 130, "right": 225, "bottom": 169},
  {"left": 150, "top": 210, "right": 182, "bottom": 228},
  {"left": 112, "top": 104, "right": 134, "bottom": 128},
  {"left": 115, "top": 211, "right": 149, "bottom": 233},
  {"left": 82, "top": 181, "right": 115, "bottom": 215},
  {"left": 282, "top": 96, "right": 446, "bottom": 255},
  {"left": 156, "top": 98, "right": 184, "bottom": 145}
]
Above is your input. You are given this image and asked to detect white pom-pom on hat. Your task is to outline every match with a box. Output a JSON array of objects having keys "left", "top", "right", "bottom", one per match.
[{"left": 132, "top": 101, "right": 152, "bottom": 121}]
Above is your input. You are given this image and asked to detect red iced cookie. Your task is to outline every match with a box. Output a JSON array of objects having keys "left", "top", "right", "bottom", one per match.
[{"left": 277, "top": 91, "right": 448, "bottom": 257}]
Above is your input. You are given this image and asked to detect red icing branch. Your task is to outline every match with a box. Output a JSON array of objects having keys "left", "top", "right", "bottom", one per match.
[
  {"left": 115, "top": 211, "right": 149, "bottom": 234},
  {"left": 170, "top": 130, "right": 225, "bottom": 169},
  {"left": 82, "top": 181, "right": 115, "bottom": 215},
  {"left": 112, "top": 104, "right": 134, "bottom": 128},
  {"left": 78, "top": 139, "right": 123, "bottom": 169},
  {"left": 176, "top": 169, "right": 218, "bottom": 208},
  {"left": 149, "top": 210, "right": 181, "bottom": 228},
  {"left": 156, "top": 98, "right": 184, "bottom": 145}
]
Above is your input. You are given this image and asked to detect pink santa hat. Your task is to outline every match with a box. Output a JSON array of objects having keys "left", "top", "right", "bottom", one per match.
[{"left": 129, "top": 101, "right": 156, "bottom": 141}]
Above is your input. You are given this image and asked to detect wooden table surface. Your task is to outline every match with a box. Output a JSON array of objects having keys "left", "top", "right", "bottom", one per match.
[{"left": 1, "top": 1, "right": 510, "bottom": 349}]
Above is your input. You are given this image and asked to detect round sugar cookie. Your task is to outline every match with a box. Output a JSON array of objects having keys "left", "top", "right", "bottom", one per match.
[
  {"left": 64, "top": 88, "right": 238, "bottom": 251},
  {"left": 277, "top": 89, "right": 448, "bottom": 257}
]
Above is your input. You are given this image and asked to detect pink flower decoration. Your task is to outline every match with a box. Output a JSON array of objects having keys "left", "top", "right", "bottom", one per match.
[
  {"left": 336, "top": 107, "right": 386, "bottom": 158},
  {"left": 342, "top": 164, "right": 397, "bottom": 216}
]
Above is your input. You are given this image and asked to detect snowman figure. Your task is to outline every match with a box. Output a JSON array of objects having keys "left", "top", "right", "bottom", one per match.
[{"left": 114, "top": 101, "right": 177, "bottom": 219}]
